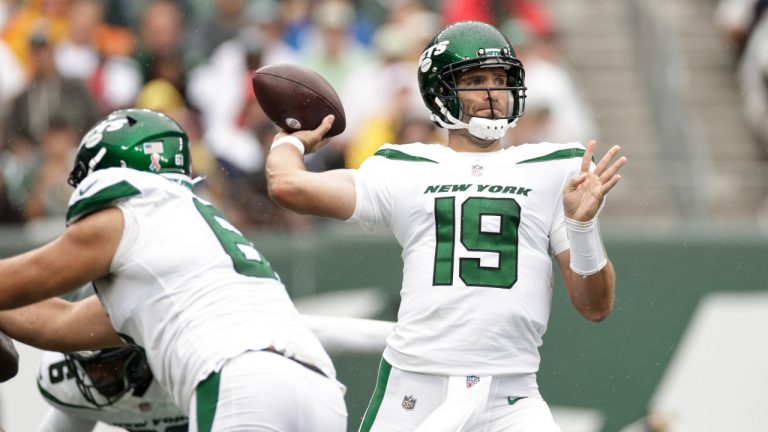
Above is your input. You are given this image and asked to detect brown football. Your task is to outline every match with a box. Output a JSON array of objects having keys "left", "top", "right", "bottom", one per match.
[{"left": 251, "top": 64, "right": 346, "bottom": 138}]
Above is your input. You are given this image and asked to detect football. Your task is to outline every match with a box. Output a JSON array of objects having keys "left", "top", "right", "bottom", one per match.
[{"left": 251, "top": 64, "right": 346, "bottom": 138}]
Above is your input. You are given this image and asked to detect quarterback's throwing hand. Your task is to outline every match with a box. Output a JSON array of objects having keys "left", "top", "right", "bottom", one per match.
[
  {"left": 273, "top": 114, "right": 335, "bottom": 154},
  {"left": 563, "top": 140, "right": 627, "bottom": 222}
]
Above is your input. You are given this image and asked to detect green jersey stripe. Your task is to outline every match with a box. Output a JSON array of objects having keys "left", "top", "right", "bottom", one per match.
[
  {"left": 38, "top": 382, "right": 99, "bottom": 410},
  {"left": 374, "top": 148, "right": 438, "bottom": 163},
  {"left": 359, "top": 358, "right": 393, "bottom": 432},
  {"left": 195, "top": 371, "right": 221, "bottom": 432},
  {"left": 66, "top": 181, "right": 141, "bottom": 223},
  {"left": 517, "top": 148, "right": 589, "bottom": 164}
]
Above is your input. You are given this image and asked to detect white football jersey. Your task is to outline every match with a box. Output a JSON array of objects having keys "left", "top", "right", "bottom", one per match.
[
  {"left": 36, "top": 351, "right": 187, "bottom": 432},
  {"left": 66, "top": 168, "right": 336, "bottom": 412},
  {"left": 351, "top": 142, "right": 585, "bottom": 388}
]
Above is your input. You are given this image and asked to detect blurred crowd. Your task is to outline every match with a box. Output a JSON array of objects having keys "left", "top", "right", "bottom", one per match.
[{"left": 0, "top": 0, "right": 596, "bottom": 231}]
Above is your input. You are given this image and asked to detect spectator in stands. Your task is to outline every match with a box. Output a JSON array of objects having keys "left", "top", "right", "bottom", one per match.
[
  {"left": 501, "top": 19, "right": 598, "bottom": 147},
  {"left": 298, "top": 0, "right": 372, "bottom": 92},
  {"left": 4, "top": 28, "right": 99, "bottom": 144},
  {"left": 132, "top": 0, "right": 197, "bottom": 96},
  {"left": 441, "top": 0, "right": 554, "bottom": 38},
  {"left": 0, "top": 38, "right": 25, "bottom": 113},
  {"left": 190, "top": 0, "right": 247, "bottom": 58},
  {"left": 0, "top": 0, "right": 70, "bottom": 77},
  {"left": 0, "top": 131, "right": 37, "bottom": 222},
  {"left": 54, "top": 0, "right": 140, "bottom": 113},
  {"left": 23, "top": 120, "right": 78, "bottom": 221}
]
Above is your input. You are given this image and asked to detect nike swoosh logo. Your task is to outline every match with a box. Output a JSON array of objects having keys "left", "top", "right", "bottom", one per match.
[{"left": 79, "top": 182, "right": 96, "bottom": 196}]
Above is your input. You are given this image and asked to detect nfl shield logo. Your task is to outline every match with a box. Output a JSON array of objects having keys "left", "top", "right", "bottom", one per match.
[
  {"left": 402, "top": 395, "right": 417, "bottom": 410},
  {"left": 466, "top": 375, "right": 480, "bottom": 388},
  {"left": 471, "top": 163, "right": 483, "bottom": 177}
]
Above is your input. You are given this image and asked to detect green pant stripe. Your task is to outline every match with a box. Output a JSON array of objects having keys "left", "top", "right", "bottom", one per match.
[
  {"left": 196, "top": 371, "right": 221, "bottom": 432},
  {"left": 359, "top": 358, "right": 392, "bottom": 432}
]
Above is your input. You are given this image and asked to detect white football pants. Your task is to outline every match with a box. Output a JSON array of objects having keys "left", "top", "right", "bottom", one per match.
[
  {"left": 189, "top": 350, "right": 347, "bottom": 431},
  {"left": 360, "top": 360, "right": 561, "bottom": 432}
]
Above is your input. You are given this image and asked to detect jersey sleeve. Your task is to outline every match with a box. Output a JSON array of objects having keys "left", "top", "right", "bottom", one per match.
[
  {"left": 349, "top": 152, "right": 394, "bottom": 230},
  {"left": 66, "top": 169, "right": 141, "bottom": 225}
]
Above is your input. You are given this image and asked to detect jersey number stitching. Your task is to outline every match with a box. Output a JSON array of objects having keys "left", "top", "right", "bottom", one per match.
[
  {"left": 193, "top": 198, "right": 277, "bottom": 279},
  {"left": 433, "top": 197, "right": 521, "bottom": 288}
]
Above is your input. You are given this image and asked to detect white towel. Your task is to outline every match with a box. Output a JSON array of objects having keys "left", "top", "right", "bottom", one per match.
[{"left": 414, "top": 375, "right": 492, "bottom": 432}]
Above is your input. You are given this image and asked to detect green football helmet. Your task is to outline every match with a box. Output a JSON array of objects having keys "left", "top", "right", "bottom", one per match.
[
  {"left": 417, "top": 20, "right": 527, "bottom": 140},
  {"left": 68, "top": 108, "right": 191, "bottom": 187}
]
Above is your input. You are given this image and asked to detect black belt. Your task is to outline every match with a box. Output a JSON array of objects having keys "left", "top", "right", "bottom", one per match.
[{"left": 261, "top": 347, "right": 327, "bottom": 378}]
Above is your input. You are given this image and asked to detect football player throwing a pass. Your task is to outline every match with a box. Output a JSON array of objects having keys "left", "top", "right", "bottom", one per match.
[{"left": 266, "top": 20, "right": 626, "bottom": 432}]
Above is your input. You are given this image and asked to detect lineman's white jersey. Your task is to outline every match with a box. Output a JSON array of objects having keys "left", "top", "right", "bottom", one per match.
[
  {"left": 36, "top": 351, "right": 187, "bottom": 432},
  {"left": 66, "top": 168, "right": 336, "bottom": 413},
  {"left": 351, "top": 142, "right": 586, "bottom": 391}
]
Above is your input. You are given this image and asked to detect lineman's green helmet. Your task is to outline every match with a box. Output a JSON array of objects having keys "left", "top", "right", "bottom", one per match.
[
  {"left": 68, "top": 109, "right": 191, "bottom": 187},
  {"left": 417, "top": 21, "right": 526, "bottom": 140}
]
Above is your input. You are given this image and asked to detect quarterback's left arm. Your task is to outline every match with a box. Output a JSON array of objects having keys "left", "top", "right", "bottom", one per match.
[
  {"left": 557, "top": 141, "right": 626, "bottom": 322},
  {"left": 556, "top": 252, "right": 616, "bottom": 322}
]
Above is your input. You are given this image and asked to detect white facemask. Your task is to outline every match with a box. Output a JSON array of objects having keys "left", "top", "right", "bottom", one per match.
[{"left": 430, "top": 97, "right": 517, "bottom": 141}]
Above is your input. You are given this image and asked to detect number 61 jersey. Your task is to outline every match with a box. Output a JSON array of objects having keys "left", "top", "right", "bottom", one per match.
[
  {"left": 350, "top": 142, "right": 587, "bottom": 382},
  {"left": 66, "top": 168, "right": 336, "bottom": 413}
]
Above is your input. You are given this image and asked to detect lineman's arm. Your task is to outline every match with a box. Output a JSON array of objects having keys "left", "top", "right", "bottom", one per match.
[
  {"left": 36, "top": 407, "right": 97, "bottom": 432},
  {"left": 556, "top": 252, "right": 615, "bottom": 322},
  {"left": 302, "top": 315, "right": 394, "bottom": 354},
  {"left": 0, "top": 207, "right": 122, "bottom": 310},
  {"left": 266, "top": 115, "right": 357, "bottom": 219},
  {"left": 0, "top": 295, "right": 124, "bottom": 352},
  {"left": 0, "top": 331, "right": 18, "bottom": 382}
]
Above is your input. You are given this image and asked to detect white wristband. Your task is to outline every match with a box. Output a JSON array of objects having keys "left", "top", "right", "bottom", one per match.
[
  {"left": 271, "top": 136, "right": 305, "bottom": 155},
  {"left": 565, "top": 216, "right": 607, "bottom": 276}
]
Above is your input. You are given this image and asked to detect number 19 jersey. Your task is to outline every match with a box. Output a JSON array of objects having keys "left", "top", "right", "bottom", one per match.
[{"left": 351, "top": 142, "right": 585, "bottom": 386}]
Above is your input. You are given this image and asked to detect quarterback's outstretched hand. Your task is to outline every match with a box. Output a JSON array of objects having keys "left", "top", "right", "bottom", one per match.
[
  {"left": 273, "top": 114, "right": 335, "bottom": 154},
  {"left": 563, "top": 140, "right": 626, "bottom": 222}
]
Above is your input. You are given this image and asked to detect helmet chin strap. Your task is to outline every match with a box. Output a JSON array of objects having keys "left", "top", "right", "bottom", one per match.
[{"left": 431, "top": 98, "right": 516, "bottom": 141}]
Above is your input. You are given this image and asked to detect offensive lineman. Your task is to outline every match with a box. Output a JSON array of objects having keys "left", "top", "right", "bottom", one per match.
[
  {"left": 34, "top": 313, "right": 394, "bottom": 432},
  {"left": 266, "top": 20, "right": 626, "bottom": 431},
  {"left": 0, "top": 108, "right": 346, "bottom": 431}
]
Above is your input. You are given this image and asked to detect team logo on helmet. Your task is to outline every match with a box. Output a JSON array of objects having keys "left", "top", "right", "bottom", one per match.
[{"left": 418, "top": 40, "right": 449, "bottom": 73}]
